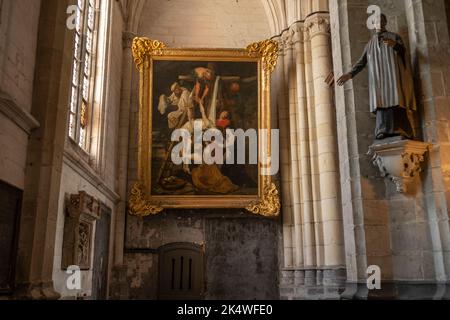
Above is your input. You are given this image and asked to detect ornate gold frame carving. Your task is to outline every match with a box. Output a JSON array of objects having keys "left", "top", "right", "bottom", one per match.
[{"left": 129, "top": 37, "right": 280, "bottom": 218}]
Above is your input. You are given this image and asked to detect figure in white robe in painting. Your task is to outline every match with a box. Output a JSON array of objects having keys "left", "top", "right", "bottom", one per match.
[{"left": 158, "top": 82, "right": 192, "bottom": 129}]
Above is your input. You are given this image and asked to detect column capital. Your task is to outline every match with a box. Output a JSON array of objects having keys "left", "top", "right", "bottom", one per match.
[
  {"left": 14, "top": 281, "right": 61, "bottom": 300},
  {"left": 289, "top": 21, "right": 305, "bottom": 44},
  {"left": 305, "top": 13, "right": 330, "bottom": 39},
  {"left": 280, "top": 29, "right": 294, "bottom": 52}
]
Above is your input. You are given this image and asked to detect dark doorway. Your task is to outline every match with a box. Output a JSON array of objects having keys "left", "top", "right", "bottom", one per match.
[
  {"left": 0, "top": 180, "right": 22, "bottom": 294},
  {"left": 91, "top": 203, "right": 111, "bottom": 300},
  {"left": 158, "top": 243, "right": 205, "bottom": 300},
  {"left": 446, "top": 1, "right": 450, "bottom": 38}
]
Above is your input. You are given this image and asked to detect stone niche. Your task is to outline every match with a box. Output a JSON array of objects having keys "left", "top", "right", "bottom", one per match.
[
  {"left": 368, "top": 137, "right": 431, "bottom": 193},
  {"left": 62, "top": 191, "right": 100, "bottom": 270}
]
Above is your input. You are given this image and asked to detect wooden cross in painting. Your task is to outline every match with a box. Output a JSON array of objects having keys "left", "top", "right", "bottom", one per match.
[{"left": 156, "top": 63, "right": 257, "bottom": 195}]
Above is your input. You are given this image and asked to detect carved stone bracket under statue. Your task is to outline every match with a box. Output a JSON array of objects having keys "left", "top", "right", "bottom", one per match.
[
  {"left": 368, "top": 137, "right": 431, "bottom": 193},
  {"left": 62, "top": 191, "right": 100, "bottom": 270}
]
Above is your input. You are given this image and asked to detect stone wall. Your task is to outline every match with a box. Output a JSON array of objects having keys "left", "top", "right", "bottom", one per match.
[
  {"left": 52, "top": 0, "right": 123, "bottom": 299},
  {"left": 0, "top": 0, "right": 41, "bottom": 189},
  {"left": 0, "top": 0, "right": 125, "bottom": 299},
  {"left": 117, "top": 0, "right": 279, "bottom": 300},
  {"left": 123, "top": 213, "right": 279, "bottom": 300},
  {"left": 330, "top": 0, "right": 405, "bottom": 287},
  {"left": 406, "top": 0, "right": 450, "bottom": 284},
  {"left": 204, "top": 217, "right": 279, "bottom": 299},
  {"left": 0, "top": 0, "right": 40, "bottom": 114},
  {"left": 138, "top": 0, "right": 270, "bottom": 48},
  {"left": 330, "top": 0, "right": 450, "bottom": 299}
]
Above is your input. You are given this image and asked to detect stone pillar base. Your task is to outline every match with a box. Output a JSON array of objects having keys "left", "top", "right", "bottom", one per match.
[
  {"left": 280, "top": 268, "right": 346, "bottom": 300},
  {"left": 14, "top": 281, "right": 61, "bottom": 300},
  {"left": 108, "top": 265, "right": 129, "bottom": 300},
  {"left": 342, "top": 282, "right": 450, "bottom": 300}
]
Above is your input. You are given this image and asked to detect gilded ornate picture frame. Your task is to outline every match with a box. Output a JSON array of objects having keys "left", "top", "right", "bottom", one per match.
[{"left": 129, "top": 37, "right": 280, "bottom": 218}]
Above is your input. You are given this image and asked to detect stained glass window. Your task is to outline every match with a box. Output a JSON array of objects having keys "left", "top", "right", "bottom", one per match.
[{"left": 68, "top": 0, "right": 100, "bottom": 150}]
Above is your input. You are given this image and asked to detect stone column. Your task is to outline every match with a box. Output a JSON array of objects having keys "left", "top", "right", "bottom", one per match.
[
  {"left": 328, "top": 0, "right": 369, "bottom": 288},
  {"left": 283, "top": 29, "right": 304, "bottom": 268},
  {"left": 114, "top": 31, "right": 133, "bottom": 267},
  {"left": 15, "top": 0, "right": 72, "bottom": 300},
  {"left": 110, "top": 1, "right": 147, "bottom": 300},
  {"left": 276, "top": 34, "right": 294, "bottom": 269},
  {"left": 306, "top": 13, "right": 345, "bottom": 268},
  {"left": 109, "top": 26, "right": 133, "bottom": 299},
  {"left": 303, "top": 25, "right": 322, "bottom": 269},
  {"left": 291, "top": 21, "right": 316, "bottom": 269}
]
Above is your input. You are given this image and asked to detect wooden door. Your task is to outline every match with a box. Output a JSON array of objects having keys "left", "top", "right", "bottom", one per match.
[{"left": 158, "top": 243, "right": 204, "bottom": 300}]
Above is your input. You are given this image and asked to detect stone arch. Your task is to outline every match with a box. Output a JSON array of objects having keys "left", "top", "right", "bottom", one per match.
[
  {"left": 260, "top": 0, "right": 287, "bottom": 36},
  {"left": 260, "top": 0, "right": 330, "bottom": 35}
]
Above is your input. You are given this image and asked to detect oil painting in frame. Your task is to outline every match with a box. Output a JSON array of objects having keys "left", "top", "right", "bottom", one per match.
[{"left": 129, "top": 38, "right": 280, "bottom": 217}]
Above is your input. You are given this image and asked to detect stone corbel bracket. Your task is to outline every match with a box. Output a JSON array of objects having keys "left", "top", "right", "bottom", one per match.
[
  {"left": 67, "top": 191, "right": 101, "bottom": 221},
  {"left": 368, "top": 139, "right": 432, "bottom": 193},
  {"left": 62, "top": 191, "right": 101, "bottom": 270}
]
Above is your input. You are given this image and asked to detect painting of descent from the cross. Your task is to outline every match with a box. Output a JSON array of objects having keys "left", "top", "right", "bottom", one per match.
[{"left": 151, "top": 60, "right": 259, "bottom": 196}]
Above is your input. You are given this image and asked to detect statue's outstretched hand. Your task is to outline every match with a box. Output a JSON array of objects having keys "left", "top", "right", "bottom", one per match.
[
  {"left": 337, "top": 73, "right": 352, "bottom": 86},
  {"left": 324, "top": 72, "right": 352, "bottom": 87},
  {"left": 325, "top": 72, "right": 335, "bottom": 87}
]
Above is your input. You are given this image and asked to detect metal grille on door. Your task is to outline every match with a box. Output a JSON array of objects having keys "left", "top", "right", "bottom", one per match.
[{"left": 158, "top": 243, "right": 204, "bottom": 300}]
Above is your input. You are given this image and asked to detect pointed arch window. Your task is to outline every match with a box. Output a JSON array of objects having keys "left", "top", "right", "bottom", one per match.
[{"left": 68, "top": 0, "right": 101, "bottom": 150}]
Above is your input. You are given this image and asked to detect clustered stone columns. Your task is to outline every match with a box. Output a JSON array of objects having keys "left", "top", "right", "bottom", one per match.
[
  {"left": 275, "top": 32, "right": 294, "bottom": 271},
  {"left": 278, "top": 12, "right": 345, "bottom": 299},
  {"left": 307, "top": 14, "right": 344, "bottom": 268}
]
